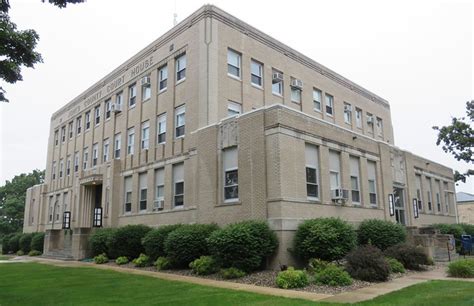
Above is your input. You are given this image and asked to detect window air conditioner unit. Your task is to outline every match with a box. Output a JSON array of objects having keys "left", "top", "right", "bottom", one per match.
[
  {"left": 331, "top": 188, "right": 349, "bottom": 201},
  {"left": 367, "top": 115, "right": 374, "bottom": 124},
  {"left": 291, "top": 79, "right": 303, "bottom": 89},
  {"left": 141, "top": 76, "right": 151, "bottom": 85},
  {"left": 272, "top": 72, "right": 283, "bottom": 82},
  {"left": 112, "top": 103, "right": 122, "bottom": 113},
  {"left": 153, "top": 199, "right": 164, "bottom": 211},
  {"left": 344, "top": 105, "right": 352, "bottom": 112}
]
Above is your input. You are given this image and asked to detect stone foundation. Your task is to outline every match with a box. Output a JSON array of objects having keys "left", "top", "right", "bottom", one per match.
[{"left": 406, "top": 226, "right": 458, "bottom": 262}]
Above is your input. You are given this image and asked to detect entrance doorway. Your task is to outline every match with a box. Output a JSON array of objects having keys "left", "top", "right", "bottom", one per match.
[
  {"left": 92, "top": 184, "right": 103, "bottom": 227},
  {"left": 393, "top": 187, "right": 406, "bottom": 225}
]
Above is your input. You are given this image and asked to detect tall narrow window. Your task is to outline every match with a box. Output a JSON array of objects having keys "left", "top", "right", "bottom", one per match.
[
  {"left": 92, "top": 143, "right": 98, "bottom": 166},
  {"left": 436, "top": 180, "right": 442, "bottom": 213},
  {"left": 367, "top": 113, "right": 374, "bottom": 134},
  {"left": 227, "top": 101, "right": 242, "bottom": 117},
  {"left": 223, "top": 147, "right": 239, "bottom": 202},
  {"left": 175, "top": 105, "right": 185, "bottom": 138},
  {"left": 59, "top": 159, "right": 64, "bottom": 178},
  {"left": 76, "top": 116, "right": 82, "bottom": 135},
  {"left": 85, "top": 111, "right": 91, "bottom": 130},
  {"left": 139, "top": 172, "right": 147, "bottom": 211},
  {"left": 158, "top": 65, "right": 168, "bottom": 91},
  {"left": 129, "top": 84, "right": 137, "bottom": 107},
  {"left": 426, "top": 177, "right": 433, "bottom": 211},
  {"left": 313, "top": 89, "right": 322, "bottom": 112},
  {"left": 124, "top": 176, "right": 132, "bottom": 213},
  {"left": 141, "top": 121, "right": 150, "bottom": 149},
  {"left": 94, "top": 105, "right": 100, "bottom": 125},
  {"left": 105, "top": 99, "right": 112, "bottom": 119},
  {"left": 350, "top": 156, "right": 360, "bottom": 204},
  {"left": 54, "top": 130, "right": 59, "bottom": 146},
  {"left": 173, "top": 163, "right": 184, "bottom": 207},
  {"left": 116, "top": 92, "right": 123, "bottom": 108},
  {"left": 250, "top": 60, "right": 263, "bottom": 87},
  {"left": 83, "top": 148, "right": 88, "bottom": 170},
  {"left": 329, "top": 150, "right": 341, "bottom": 192},
  {"left": 272, "top": 69, "right": 283, "bottom": 95},
  {"left": 443, "top": 182, "right": 449, "bottom": 213},
  {"left": 176, "top": 54, "right": 186, "bottom": 81},
  {"left": 68, "top": 121, "right": 73, "bottom": 139},
  {"left": 127, "top": 127, "right": 135, "bottom": 155},
  {"left": 415, "top": 174, "right": 423, "bottom": 211},
  {"left": 376, "top": 117, "right": 383, "bottom": 137},
  {"left": 367, "top": 161, "right": 377, "bottom": 206},
  {"left": 325, "top": 94, "right": 334, "bottom": 116},
  {"left": 52, "top": 161, "right": 56, "bottom": 180},
  {"left": 290, "top": 79, "right": 302, "bottom": 103},
  {"left": 141, "top": 75, "right": 151, "bottom": 101},
  {"left": 344, "top": 102, "right": 352, "bottom": 124},
  {"left": 114, "top": 133, "right": 121, "bottom": 159},
  {"left": 66, "top": 156, "right": 71, "bottom": 176},
  {"left": 305, "top": 144, "right": 319, "bottom": 199},
  {"left": 103, "top": 139, "right": 109, "bottom": 162},
  {"left": 154, "top": 168, "right": 165, "bottom": 210},
  {"left": 157, "top": 113, "right": 166, "bottom": 144},
  {"left": 74, "top": 152, "right": 79, "bottom": 172},
  {"left": 355, "top": 108, "right": 362, "bottom": 128},
  {"left": 61, "top": 126, "right": 66, "bottom": 143},
  {"left": 227, "top": 49, "right": 241, "bottom": 78}
]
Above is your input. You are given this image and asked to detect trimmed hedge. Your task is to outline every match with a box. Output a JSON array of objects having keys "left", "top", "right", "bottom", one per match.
[
  {"left": 164, "top": 224, "right": 219, "bottom": 268},
  {"left": 293, "top": 218, "right": 356, "bottom": 262},
  {"left": 142, "top": 224, "right": 183, "bottom": 261},
  {"left": 447, "top": 259, "right": 474, "bottom": 278},
  {"left": 460, "top": 223, "right": 474, "bottom": 236},
  {"left": 107, "top": 225, "right": 151, "bottom": 259},
  {"left": 357, "top": 219, "right": 406, "bottom": 251},
  {"left": 207, "top": 220, "right": 278, "bottom": 272},
  {"left": 314, "top": 264, "right": 353, "bottom": 286},
  {"left": 345, "top": 245, "right": 390, "bottom": 282},
  {"left": 1, "top": 233, "right": 17, "bottom": 254},
  {"left": 31, "top": 232, "right": 45, "bottom": 252},
  {"left": 8, "top": 233, "right": 22, "bottom": 254},
  {"left": 189, "top": 256, "right": 219, "bottom": 275},
  {"left": 276, "top": 267, "right": 309, "bottom": 289},
  {"left": 89, "top": 228, "right": 117, "bottom": 257},
  {"left": 19, "top": 233, "right": 34, "bottom": 253},
  {"left": 384, "top": 243, "right": 429, "bottom": 270}
]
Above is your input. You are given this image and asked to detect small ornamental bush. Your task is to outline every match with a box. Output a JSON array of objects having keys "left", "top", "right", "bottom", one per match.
[
  {"left": 107, "top": 225, "right": 151, "bottom": 259},
  {"left": 308, "top": 258, "right": 329, "bottom": 274},
  {"left": 384, "top": 243, "right": 429, "bottom": 271},
  {"left": 293, "top": 218, "right": 356, "bottom": 262},
  {"left": 220, "top": 267, "right": 246, "bottom": 279},
  {"left": 28, "top": 250, "right": 42, "bottom": 256},
  {"left": 164, "top": 224, "right": 219, "bottom": 268},
  {"left": 314, "top": 264, "right": 353, "bottom": 286},
  {"left": 345, "top": 245, "right": 390, "bottom": 282},
  {"left": 142, "top": 224, "right": 182, "bottom": 261},
  {"left": 132, "top": 253, "right": 151, "bottom": 267},
  {"left": 89, "top": 228, "right": 116, "bottom": 257},
  {"left": 386, "top": 257, "right": 405, "bottom": 274},
  {"left": 94, "top": 253, "right": 108, "bottom": 264},
  {"left": 447, "top": 259, "right": 474, "bottom": 278},
  {"left": 357, "top": 219, "right": 406, "bottom": 251},
  {"left": 19, "top": 233, "right": 34, "bottom": 253},
  {"left": 154, "top": 257, "right": 172, "bottom": 271},
  {"left": 16, "top": 250, "right": 24, "bottom": 256},
  {"left": 189, "top": 256, "right": 219, "bottom": 275},
  {"left": 31, "top": 232, "right": 45, "bottom": 253},
  {"left": 207, "top": 220, "right": 278, "bottom": 272},
  {"left": 115, "top": 256, "right": 129, "bottom": 265},
  {"left": 276, "top": 267, "right": 309, "bottom": 289}
]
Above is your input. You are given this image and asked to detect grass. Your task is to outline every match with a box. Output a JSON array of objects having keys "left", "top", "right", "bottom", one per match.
[
  {"left": 0, "top": 263, "right": 473, "bottom": 306},
  {"left": 0, "top": 255, "right": 10, "bottom": 260}
]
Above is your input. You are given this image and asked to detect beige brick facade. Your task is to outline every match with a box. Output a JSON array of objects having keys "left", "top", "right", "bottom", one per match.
[{"left": 23, "top": 5, "right": 457, "bottom": 266}]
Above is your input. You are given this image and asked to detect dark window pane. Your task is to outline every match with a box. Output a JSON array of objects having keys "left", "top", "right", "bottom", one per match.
[
  {"left": 225, "top": 170, "right": 238, "bottom": 186},
  {"left": 175, "top": 195, "right": 184, "bottom": 206},
  {"left": 306, "top": 167, "right": 317, "bottom": 184},
  {"left": 307, "top": 184, "right": 318, "bottom": 198},
  {"left": 175, "top": 182, "right": 184, "bottom": 195},
  {"left": 224, "top": 186, "right": 239, "bottom": 200}
]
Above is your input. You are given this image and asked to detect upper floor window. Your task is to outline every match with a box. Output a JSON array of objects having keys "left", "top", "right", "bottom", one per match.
[
  {"left": 313, "top": 89, "right": 322, "bottom": 112},
  {"left": 367, "top": 112, "right": 375, "bottom": 133},
  {"left": 175, "top": 105, "right": 185, "bottom": 138},
  {"left": 124, "top": 176, "right": 132, "bottom": 213},
  {"left": 116, "top": 92, "right": 123, "bottom": 108},
  {"left": 227, "top": 49, "right": 241, "bottom": 78},
  {"left": 60, "top": 126, "right": 66, "bottom": 143},
  {"left": 376, "top": 117, "right": 383, "bottom": 137},
  {"left": 103, "top": 139, "right": 109, "bottom": 162},
  {"left": 173, "top": 163, "right": 184, "bottom": 207},
  {"left": 415, "top": 174, "right": 423, "bottom": 211},
  {"left": 290, "top": 78, "right": 302, "bottom": 103},
  {"left": 66, "top": 156, "right": 71, "bottom": 176},
  {"left": 127, "top": 127, "right": 135, "bottom": 155},
  {"left": 76, "top": 116, "right": 82, "bottom": 135},
  {"left": 59, "top": 159, "right": 64, "bottom": 178},
  {"left": 426, "top": 177, "right": 433, "bottom": 211},
  {"left": 114, "top": 133, "right": 121, "bottom": 159},
  {"left": 250, "top": 60, "right": 263, "bottom": 87},
  {"left": 329, "top": 150, "right": 341, "bottom": 191},
  {"left": 367, "top": 161, "right": 377, "bottom": 206},
  {"left": 141, "top": 120, "right": 150, "bottom": 150},
  {"left": 54, "top": 130, "right": 59, "bottom": 146},
  {"left": 68, "top": 121, "right": 73, "bottom": 139},
  {"left": 305, "top": 143, "right": 319, "bottom": 200},
  {"left": 85, "top": 111, "right": 91, "bottom": 130},
  {"left": 158, "top": 65, "right": 168, "bottom": 91},
  {"left": 343, "top": 102, "right": 352, "bottom": 124},
  {"left": 350, "top": 156, "right": 361, "bottom": 204},
  {"left": 176, "top": 54, "right": 186, "bottom": 82},
  {"left": 52, "top": 161, "right": 56, "bottom": 180},
  {"left": 141, "top": 75, "right": 151, "bottom": 101},
  {"left": 74, "top": 152, "right": 79, "bottom": 172},
  {"left": 227, "top": 101, "right": 242, "bottom": 117},
  {"left": 105, "top": 99, "right": 112, "bottom": 119},
  {"left": 157, "top": 113, "right": 166, "bottom": 144},
  {"left": 94, "top": 105, "right": 101, "bottom": 125},
  {"left": 325, "top": 94, "right": 334, "bottom": 116},
  {"left": 139, "top": 172, "right": 148, "bottom": 211},
  {"left": 92, "top": 143, "right": 98, "bottom": 167},
  {"left": 154, "top": 168, "right": 165, "bottom": 210},
  {"left": 83, "top": 148, "right": 89, "bottom": 170},
  {"left": 223, "top": 147, "right": 239, "bottom": 202},
  {"left": 129, "top": 84, "right": 137, "bottom": 107},
  {"left": 272, "top": 69, "right": 283, "bottom": 96},
  {"left": 355, "top": 108, "right": 362, "bottom": 128}
]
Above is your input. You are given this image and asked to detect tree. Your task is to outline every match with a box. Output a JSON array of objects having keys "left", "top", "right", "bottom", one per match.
[
  {"left": 0, "top": 0, "right": 84, "bottom": 102},
  {"left": 0, "top": 170, "right": 44, "bottom": 239},
  {"left": 433, "top": 100, "right": 474, "bottom": 183}
]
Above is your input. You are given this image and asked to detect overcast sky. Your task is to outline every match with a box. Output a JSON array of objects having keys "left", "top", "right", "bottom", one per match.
[{"left": 0, "top": 0, "right": 472, "bottom": 193}]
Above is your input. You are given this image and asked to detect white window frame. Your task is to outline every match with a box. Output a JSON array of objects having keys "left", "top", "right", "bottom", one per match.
[
  {"left": 59, "top": 159, "right": 64, "bottom": 178},
  {"left": 74, "top": 152, "right": 79, "bottom": 172},
  {"left": 141, "top": 121, "right": 150, "bottom": 150},
  {"left": 128, "top": 84, "right": 137, "bottom": 107},
  {"left": 68, "top": 121, "right": 73, "bottom": 139},
  {"left": 52, "top": 161, "right": 56, "bottom": 180},
  {"left": 139, "top": 172, "right": 148, "bottom": 211},
  {"left": 85, "top": 111, "right": 91, "bottom": 130},
  {"left": 272, "top": 69, "right": 283, "bottom": 96},
  {"left": 142, "top": 75, "right": 151, "bottom": 101},
  {"left": 175, "top": 105, "right": 185, "bottom": 138},
  {"left": 223, "top": 147, "right": 239, "bottom": 202},
  {"left": 66, "top": 156, "right": 71, "bottom": 176},
  {"left": 329, "top": 150, "right": 341, "bottom": 191},
  {"left": 325, "top": 94, "right": 334, "bottom": 116},
  {"left": 154, "top": 168, "right": 165, "bottom": 210},
  {"left": 158, "top": 65, "right": 168, "bottom": 92},
  {"left": 250, "top": 59, "right": 263, "bottom": 87},
  {"left": 305, "top": 144, "right": 319, "bottom": 200},
  {"left": 83, "top": 148, "right": 88, "bottom": 170},
  {"left": 61, "top": 126, "right": 66, "bottom": 143},
  {"left": 376, "top": 117, "right": 383, "bottom": 137},
  {"left": 76, "top": 116, "right": 82, "bottom": 135},
  {"left": 114, "top": 133, "right": 121, "bottom": 159},
  {"left": 127, "top": 128, "right": 135, "bottom": 155},
  {"left": 227, "top": 101, "right": 242, "bottom": 117},
  {"left": 94, "top": 105, "right": 100, "bottom": 125},
  {"left": 116, "top": 92, "right": 123, "bottom": 108},
  {"left": 173, "top": 163, "right": 184, "bottom": 207},
  {"left": 176, "top": 54, "right": 186, "bottom": 82},
  {"left": 290, "top": 86, "right": 302, "bottom": 104},
  {"left": 105, "top": 99, "right": 112, "bottom": 119},
  {"left": 124, "top": 176, "right": 132, "bottom": 214},
  {"left": 355, "top": 108, "right": 362, "bottom": 128},
  {"left": 157, "top": 113, "right": 166, "bottom": 144},
  {"left": 367, "top": 161, "right": 377, "bottom": 206},
  {"left": 92, "top": 143, "right": 99, "bottom": 167},
  {"left": 344, "top": 102, "right": 352, "bottom": 124},
  {"left": 350, "top": 156, "right": 361, "bottom": 205},
  {"left": 103, "top": 139, "right": 109, "bottom": 162},
  {"left": 313, "top": 89, "right": 322, "bottom": 112},
  {"left": 227, "top": 49, "right": 241, "bottom": 79}
]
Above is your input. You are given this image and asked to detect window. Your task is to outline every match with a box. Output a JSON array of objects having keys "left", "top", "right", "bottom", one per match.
[
  {"left": 114, "top": 133, "right": 121, "bottom": 159},
  {"left": 92, "top": 143, "right": 98, "bottom": 166},
  {"left": 227, "top": 49, "right": 241, "bottom": 78},
  {"left": 94, "top": 105, "right": 100, "bottom": 125},
  {"left": 227, "top": 101, "right": 242, "bottom": 117},
  {"left": 250, "top": 60, "right": 263, "bottom": 87},
  {"left": 141, "top": 121, "right": 150, "bottom": 149},
  {"left": 116, "top": 92, "right": 123, "bottom": 109},
  {"left": 59, "top": 159, "right": 64, "bottom": 178},
  {"left": 367, "top": 161, "right": 377, "bottom": 206},
  {"left": 124, "top": 176, "right": 132, "bottom": 213},
  {"left": 157, "top": 113, "right": 166, "bottom": 144},
  {"left": 85, "top": 111, "right": 91, "bottom": 130},
  {"left": 426, "top": 177, "right": 433, "bottom": 211},
  {"left": 68, "top": 121, "right": 73, "bottom": 139},
  {"left": 344, "top": 102, "right": 352, "bottom": 124},
  {"left": 376, "top": 117, "right": 383, "bottom": 137},
  {"left": 128, "top": 84, "right": 137, "bottom": 107},
  {"left": 355, "top": 108, "right": 362, "bottom": 128},
  {"left": 142, "top": 75, "right": 151, "bottom": 101},
  {"left": 350, "top": 156, "right": 360, "bottom": 204},
  {"left": 173, "top": 163, "right": 184, "bottom": 207},
  {"left": 48, "top": 196, "right": 53, "bottom": 222},
  {"left": 54, "top": 130, "right": 59, "bottom": 146},
  {"left": 305, "top": 144, "right": 319, "bottom": 199},
  {"left": 329, "top": 150, "right": 341, "bottom": 191},
  {"left": 175, "top": 105, "right": 185, "bottom": 138},
  {"left": 313, "top": 89, "right": 322, "bottom": 111},
  {"left": 272, "top": 69, "right": 283, "bottom": 95},
  {"left": 105, "top": 99, "right": 112, "bottom": 119},
  {"left": 103, "top": 139, "right": 109, "bottom": 162},
  {"left": 76, "top": 116, "right": 82, "bottom": 135},
  {"left": 176, "top": 54, "right": 186, "bottom": 81},
  {"left": 367, "top": 113, "right": 374, "bottom": 134},
  {"left": 158, "top": 65, "right": 168, "bottom": 91},
  {"left": 444, "top": 182, "right": 449, "bottom": 213},
  {"left": 61, "top": 126, "right": 66, "bottom": 143},
  {"left": 74, "top": 152, "right": 79, "bottom": 172},
  {"left": 223, "top": 147, "right": 239, "bottom": 201},
  {"left": 127, "top": 127, "right": 135, "bottom": 155},
  {"left": 139, "top": 172, "right": 147, "bottom": 211},
  {"left": 83, "top": 148, "right": 88, "bottom": 170},
  {"left": 290, "top": 83, "right": 302, "bottom": 103},
  {"left": 415, "top": 174, "right": 423, "bottom": 210},
  {"left": 154, "top": 168, "right": 165, "bottom": 210},
  {"left": 66, "top": 156, "right": 71, "bottom": 176},
  {"left": 52, "top": 161, "right": 56, "bottom": 180},
  {"left": 436, "top": 180, "right": 442, "bottom": 212},
  {"left": 325, "top": 94, "right": 334, "bottom": 116}
]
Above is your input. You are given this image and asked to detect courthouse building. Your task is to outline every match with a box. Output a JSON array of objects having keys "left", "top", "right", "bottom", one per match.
[{"left": 23, "top": 5, "right": 457, "bottom": 265}]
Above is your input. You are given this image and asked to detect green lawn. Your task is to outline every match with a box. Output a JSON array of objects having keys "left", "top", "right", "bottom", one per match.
[
  {"left": 0, "top": 263, "right": 473, "bottom": 306},
  {"left": 0, "top": 255, "right": 10, "bottom": 260}
]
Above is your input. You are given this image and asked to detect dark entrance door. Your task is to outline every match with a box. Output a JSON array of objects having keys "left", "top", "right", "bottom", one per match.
[
  {"left": 92, "top": 184, "right": 103, "bottom": 227},
  {"left": 393, "top": 187, "right": 406, "bottom": 225}
]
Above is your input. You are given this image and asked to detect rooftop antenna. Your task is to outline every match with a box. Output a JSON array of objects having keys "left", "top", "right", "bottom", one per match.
[{"left": 173, "top": 0, "right": 178, "bottom": 26}]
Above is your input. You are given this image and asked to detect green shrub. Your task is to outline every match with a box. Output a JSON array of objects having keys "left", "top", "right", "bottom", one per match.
[
  {"left": 189, "top": 256, "right": 219, "bottom": 275},
  {"left": 8, "top": 233, "right": 22, "bottom": 254},
  {"left": 132, "top": 253, "right": 151, "bottom": 267},
  {"left": 447, "top": 259, "right": 474, "bottom": 278},
  {"left": 308, "top": 258, "right": 329, "bottom": 274},
  {"left": 19, "top": 233, "right": 34, "bottom": 253},
  {"left": 220, "top": 267, "right": 246, "bottom": 279},
  {"left": 293, "top": 218, "right": 356, "bottom": 262},
  {"left": 94, "top": 253, "right": 108, "bottom": 264},
  {"left": 28, "top": 250, "right": 42, "bottom": 256},
  {"left": 164, "top": 224, "right": 219, "bottom": 268},
  {"left": 142, "top": 224, "right": 182, "bottom": 261},
  {"left": 16, "top": 250, "right": 24, "bottom": 256},
  {"left": 386, "top": 257, "right": 405, "bottom": 274},
  {"left": 314, "top": 264, "right": 353, "bottom": 286},
  {"left": 154, "top": 257, "right": 172, "bottom": 271},
  {"left": 115, "top": 256, "right": 129, "bottom": 265},
  {"left": 357, "top": 219, "right": 406, "bottom": 251},
  {"left": 1, "top": 233, "right": 16, "bottom": 254},
  {"left": 107, "top": 225, "right": 151, "bottom": 259},
  {"left": 345, "top": 245, "right": 390, "bottom": 282},
  {"left": 30, "top": 232, "right": 45, "bottom": 253},
  {"left": 207, "top": 220, "right": 278, "bottom": 272},
  {"left": 433, "top": 223, "right": 464, "bottom": 239},
  {"left": 276, "top": 267, "right": 309, "bottom": 289},
  {"left": 384, "top": 243, "right": 429, "bottom": 271},
  {"left": 89, "top": 228, "right": 116, "bottom": 257},
  {"left": 460, "top": 223, "right": 474, "bottom": 236}
]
